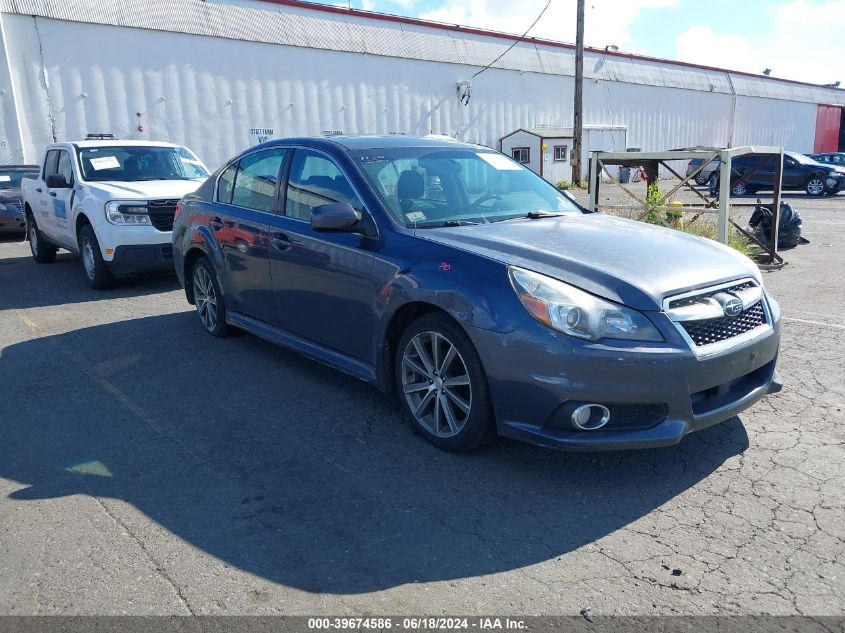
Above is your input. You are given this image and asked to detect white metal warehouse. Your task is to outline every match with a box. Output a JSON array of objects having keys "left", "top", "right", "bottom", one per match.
[{"left": 1, "top": 0, "right": 844, "bottom": 172}]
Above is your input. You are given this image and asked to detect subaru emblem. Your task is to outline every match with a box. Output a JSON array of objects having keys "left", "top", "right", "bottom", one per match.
[{"left": 716, "top": 293, "right": 744, "bottom": 317}]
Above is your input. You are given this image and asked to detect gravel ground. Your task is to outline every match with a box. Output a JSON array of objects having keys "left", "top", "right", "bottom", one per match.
[{"left": 0, "top": 191, "right": 842, "bottom": 616}]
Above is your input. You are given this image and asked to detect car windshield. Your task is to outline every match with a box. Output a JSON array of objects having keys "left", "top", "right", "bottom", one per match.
[
  {"left": 0, "top": 169, "right": 37, "bottom": 189},
  {"left": 78, "top": 146, "right": 210, "bottom": 182},
  {"left": 352, "top": 147, "right": 581, "bottom": 227},
  {"left": 788, "top": 152, "right": 819, "bottom": 166}
]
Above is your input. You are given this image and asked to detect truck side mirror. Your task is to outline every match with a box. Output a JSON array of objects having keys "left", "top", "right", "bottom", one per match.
[{"left": 46, "top": 174, "right": 70, "bottom": 189}]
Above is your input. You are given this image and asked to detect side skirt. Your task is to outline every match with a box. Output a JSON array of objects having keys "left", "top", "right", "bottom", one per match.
[{"left": 227, "top": 311, "right": 377, "bottom": 384}]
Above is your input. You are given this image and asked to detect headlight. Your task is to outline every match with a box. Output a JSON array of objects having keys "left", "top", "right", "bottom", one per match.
[
  {"left": 508, "top": 266, "right": 664, "bottom": 342},
  {"left": 105, "top": 201, "right": 151, "bottom": 225}
]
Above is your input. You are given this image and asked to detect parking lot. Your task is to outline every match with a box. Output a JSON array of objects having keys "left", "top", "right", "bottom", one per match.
[{"left": 0, "top": 193, "right": 843, "bottom": 617}]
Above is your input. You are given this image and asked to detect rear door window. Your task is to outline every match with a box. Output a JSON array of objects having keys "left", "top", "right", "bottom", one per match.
[
  {"left": 217, "top": 164, "right": 237, "bottom": 204},
  {"left": 43, "top": 150, "right": 59, "bottom": 179},
  {"left": 231, "top": 149, "right": 286, "bottom": 213}
]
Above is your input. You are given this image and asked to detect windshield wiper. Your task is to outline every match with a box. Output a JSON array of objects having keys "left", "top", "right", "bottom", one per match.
[
  {"left": 490, "top": 211, "right": 564, "bottom": 223},
  {"left": 526, "top": 211, "right": 565, "bottom": 219},
  {"left": 442, "top": 219, "right": 480, "bottom": 226}
]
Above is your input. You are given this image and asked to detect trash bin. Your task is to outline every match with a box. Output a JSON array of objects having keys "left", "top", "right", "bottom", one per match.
[{"left": 618, "top": 167, "right": 632, "bottom": 183}]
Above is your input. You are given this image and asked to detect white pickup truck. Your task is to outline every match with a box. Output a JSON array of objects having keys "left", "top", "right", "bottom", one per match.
[{"left": 22, "top": 139, "right": 209, "bottom": 288}]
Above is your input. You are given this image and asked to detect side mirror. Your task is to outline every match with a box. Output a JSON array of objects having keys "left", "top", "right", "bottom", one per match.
[
  {"left": 310, "top": 202, "right": 361, "bottom": 232},
  {"left": 45, "top": 174, "right": 70, "bottom": 189}
]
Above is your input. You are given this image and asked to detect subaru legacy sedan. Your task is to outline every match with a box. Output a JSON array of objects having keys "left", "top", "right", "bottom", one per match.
[{"left": 173, "top": 136, "right": 782, "bottom": 452}]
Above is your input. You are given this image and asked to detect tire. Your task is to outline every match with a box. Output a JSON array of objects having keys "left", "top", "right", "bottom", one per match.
[
  {"left": 395, "top": 313, "right": 495, "bottom": 451},
  {"left": 695, "top": 173, "right": 708, "bottom": 186},
  {"left": 731, "top": 181, "right": 748, "bottom": 196},
  {"left": 27, "top": 213, "right": 57, "bottom": 263},
  {"left": 806, "top": 176, "right": 826, "bottom": 196},
  {"left": 191, "top": 256, "right": 229, "bottom": 337},
  {"left": 78, "top": 224, "right": 116, "bottom": 289}
]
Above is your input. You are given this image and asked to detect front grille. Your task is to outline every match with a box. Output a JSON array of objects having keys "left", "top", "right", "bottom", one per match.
[
  {"left": 668, "top": 281, "right": 756, "bottom": 309},
  {"left": 147, "top": 199, "right": 178, "bottom": 232},
  {"left": 680, "top": 301, "right": 766, "bottom": 346},
  {"left": 4, "top": 200, "right": 22, "bottom": 214}
]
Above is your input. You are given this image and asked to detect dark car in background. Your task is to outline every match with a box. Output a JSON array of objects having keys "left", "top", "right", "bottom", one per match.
[
  {"left": 710, "top": 151, "right": 844, "bottom": 196},
  {"left": 809, "top": 151, "right": 845, "bottom": 166},
  {"left": 173, "top": 136, "right": 781, "bottom": 452},
  {"left": 0, "top": 165, "right": 38, "bottom": 234}
]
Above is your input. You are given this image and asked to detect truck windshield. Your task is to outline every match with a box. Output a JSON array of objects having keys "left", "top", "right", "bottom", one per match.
[
  {"left": 0, "top": 169, "right": 38, "bottom": 188},
  {"left": 352, "top": 147, "right": 581, "bottom": 227},
  {"left": 78, "top": 146, "right": 210, "bottom": 182}
]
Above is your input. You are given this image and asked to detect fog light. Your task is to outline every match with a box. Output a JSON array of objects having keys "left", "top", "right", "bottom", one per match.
[{"left": 571, "top": 404, "right": 611, "bottom": 430}]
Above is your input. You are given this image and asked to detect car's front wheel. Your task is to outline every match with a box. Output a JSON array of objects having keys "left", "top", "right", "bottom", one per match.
[
  {"left": 806, "top": 176, "right": 826, "bottom": 196},
  {"left": 694, "top": 173, "right": 708, "bottom": 186},
  {"left": 78, "top": 225, "right": 116, "bottom": 289},
  {"left": 395, "top": 313, "right": 495, "bottom": 451},
  {"left": 192, "top": 257, "right": 229, "bottom": 337}
]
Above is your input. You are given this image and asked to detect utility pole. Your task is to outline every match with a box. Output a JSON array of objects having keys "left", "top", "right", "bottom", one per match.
[{"left": 572, "top": 0, "right": 585, "bottom": 184}]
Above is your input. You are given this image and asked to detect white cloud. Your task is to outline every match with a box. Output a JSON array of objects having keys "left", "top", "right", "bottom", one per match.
[
  {"left": 419, "top": 0, "right": 678, "bottom": 50},
  {"left": 676, "top": 0, "right": 845, "bottom": 84}
]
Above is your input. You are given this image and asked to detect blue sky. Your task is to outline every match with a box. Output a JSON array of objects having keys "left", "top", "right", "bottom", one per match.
[{"left": 309, "top": 0, "right": 844, "bottom": 85}]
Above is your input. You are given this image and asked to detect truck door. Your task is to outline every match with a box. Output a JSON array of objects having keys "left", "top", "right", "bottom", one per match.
[
  {"left": 45, "top": 149, "right": 77, "bottom": 249},
  {"left": 35, "top": 150, "right": 59, "bottom": 239}
]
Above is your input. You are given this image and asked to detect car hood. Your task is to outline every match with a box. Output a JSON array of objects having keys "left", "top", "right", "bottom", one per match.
[
  {"left": 87, "top": 179, "right": 205, "bottom": 200},
  {"left": 421, "top": 213, "right": 761, "bottom": 310}
]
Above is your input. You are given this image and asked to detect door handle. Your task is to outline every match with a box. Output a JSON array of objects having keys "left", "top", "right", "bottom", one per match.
[
  {"left": 271, "top": 233, "right": 292, "bottom": 250},
  {"left": 35, "top": 187, "right": 42, "bottom": 193},
  {"left": 209, "top": 217, "right": 224, "bottom": 231},
  {"left": 49, "top": 191, "right": 57, "bottom": 197}
]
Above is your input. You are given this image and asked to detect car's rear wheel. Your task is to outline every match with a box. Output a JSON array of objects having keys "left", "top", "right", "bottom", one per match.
[
  {"left": 78, "top": 225, "right": 116, "bottom": 289},
  {"left": 694, "top": 173, "right": 708, "bottom": 186},
  {"left": 395, "top": 313, "right": 495, "bottom": 451},
  {"left": 27, "top": 213, "right": 57, "bottom": 263},
  {"left": 192, "top": 257, "right": 229, "bottom": 337},
  {"left": 806, "top": 176, "right": 826, "bottom": 196}
]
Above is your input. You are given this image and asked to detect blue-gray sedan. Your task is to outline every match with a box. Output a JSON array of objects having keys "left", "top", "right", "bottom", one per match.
[{"left": 172, "top": 136, "right": 782, "bottom": 451}]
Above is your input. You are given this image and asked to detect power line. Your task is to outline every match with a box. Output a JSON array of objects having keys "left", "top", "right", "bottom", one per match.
[{"left": 471, "top": 0, "right": 553, "bottom": 80}]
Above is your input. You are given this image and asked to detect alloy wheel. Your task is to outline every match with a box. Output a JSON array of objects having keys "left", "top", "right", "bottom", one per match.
[
  {"left": 807, "top": 178, "right": 825, "bottom": 195},
  {"left": 193, "top": 265, "right": 218, "bottom": 332},
  {"left": 401, "top": 331, "right": 472, "bottom": 438}
]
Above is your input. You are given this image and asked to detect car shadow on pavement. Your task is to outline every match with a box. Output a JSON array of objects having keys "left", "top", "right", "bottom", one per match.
[
  {"left": 0, "top": 312, "right": 749, "bottom": 594},
  {"left": 0, "top": 251, "right": 179, "bottom": 310}
]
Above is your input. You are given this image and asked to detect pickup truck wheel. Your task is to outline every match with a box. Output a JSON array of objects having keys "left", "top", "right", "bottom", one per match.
[
  {"left": 78, "top": 225, "right": 116, "bottom": 290},
  {"left": 27, "top": 215, "right": 57, "bottom": 263},
  {"left": 192, "top": 257, "right": 229, "bottom": 337}
]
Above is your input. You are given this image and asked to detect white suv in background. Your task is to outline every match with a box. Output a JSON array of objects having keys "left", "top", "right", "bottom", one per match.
[{"left": 22, "top": 139, "right": 209, "bottom": 288}]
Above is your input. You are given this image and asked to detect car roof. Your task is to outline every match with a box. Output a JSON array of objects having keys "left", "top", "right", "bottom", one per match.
[{"left": 261, "top": 135, "right": 488, "bottom": 152}]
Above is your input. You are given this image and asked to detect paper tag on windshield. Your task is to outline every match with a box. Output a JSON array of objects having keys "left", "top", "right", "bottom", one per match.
[
  {"left": 179, "top": 157, "right": 204, "bottom": 166},
  {"left": 0, "top": 175, "right": 10, "bottom": 182},
  {"left": 90, "top": 156, "right": 120, "bottom": 170},
  {"left": 477, "top": 152, "right": 521, "bottom": 170},
  {"left": 406, "top": 211, "right": 426, "bottom": 222}
]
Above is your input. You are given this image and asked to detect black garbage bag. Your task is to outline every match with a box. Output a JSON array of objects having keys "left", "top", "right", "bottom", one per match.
[{"left": 749, "top": 201, "right": 807, "bottom": 248}]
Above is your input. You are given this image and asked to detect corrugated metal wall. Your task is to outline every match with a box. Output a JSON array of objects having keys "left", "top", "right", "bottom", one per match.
[{"left": 0, "top": 0, "right": 836, "bottom": 168}]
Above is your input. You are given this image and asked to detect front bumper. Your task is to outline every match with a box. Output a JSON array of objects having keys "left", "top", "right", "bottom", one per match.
[
  {"left": 467, "top": 313, "right": 781, "bottom": 451},
  {"left": 107, "top": 243, "right": 175, "bottom": 277}
]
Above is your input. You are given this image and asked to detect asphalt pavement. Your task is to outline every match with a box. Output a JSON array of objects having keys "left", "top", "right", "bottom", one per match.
[{"left": 0, "top": 193, "right": 842, "bottom": 616}]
